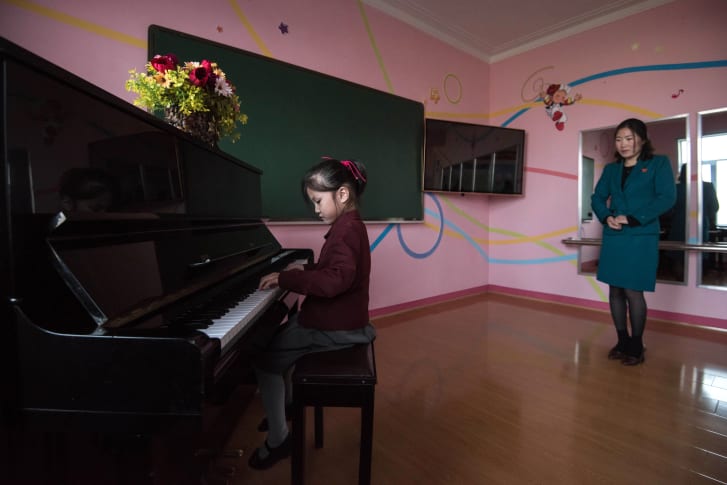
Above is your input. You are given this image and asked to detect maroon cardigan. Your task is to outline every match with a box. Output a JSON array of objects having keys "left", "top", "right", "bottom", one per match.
[{"left": 278, "top": 210, "right": 370, "bottom": 331}]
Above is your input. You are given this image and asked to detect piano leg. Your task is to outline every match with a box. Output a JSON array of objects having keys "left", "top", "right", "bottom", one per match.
[
  {"left": 43, "top": 432, "right": 68, "bottom": 483},
  {"left": 0, "top": 424, "right": 79, "bottom": 485}
]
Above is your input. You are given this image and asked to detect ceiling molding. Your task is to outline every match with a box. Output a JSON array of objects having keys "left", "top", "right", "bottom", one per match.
[
  {"left": 362, "top": 0, "right": 493, "bottom": 62},
  {"left": 489, "top": 0, "right": 676, "bottom": 63},
  {"left": 362, "top": 0, "right": 676, "bottom": 64}
]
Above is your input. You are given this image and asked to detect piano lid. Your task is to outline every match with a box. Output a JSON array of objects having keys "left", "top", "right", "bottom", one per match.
[{"left": 1, "top": 36, "right": 262, "bottom": 220}]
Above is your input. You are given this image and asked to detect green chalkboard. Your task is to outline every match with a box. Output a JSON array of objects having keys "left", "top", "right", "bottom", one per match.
[{"left": 148, "top": 25, "right": 424, "bottom": 221}]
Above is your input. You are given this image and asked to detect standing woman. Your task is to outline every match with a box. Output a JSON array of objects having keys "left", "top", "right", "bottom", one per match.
[{"left": 591, "top": 118, "right": 676, "bottom": 365}]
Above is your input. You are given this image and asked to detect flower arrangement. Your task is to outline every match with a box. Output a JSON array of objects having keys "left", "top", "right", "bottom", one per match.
[{"left": 125, "top": 54, "right": 248, "bottom": 145}]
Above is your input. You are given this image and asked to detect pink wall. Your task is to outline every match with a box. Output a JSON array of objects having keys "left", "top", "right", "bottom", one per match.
[
  {"left": 1, "top": 0, "right": 725, "bottom": 328},
  {"left": 487, "top": 0, "right": 727, "bottom": 327}
]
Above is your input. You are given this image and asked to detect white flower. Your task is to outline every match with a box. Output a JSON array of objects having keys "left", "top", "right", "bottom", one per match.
[{"left": 215, "top": 78, "right": 234, "bottom": 97}]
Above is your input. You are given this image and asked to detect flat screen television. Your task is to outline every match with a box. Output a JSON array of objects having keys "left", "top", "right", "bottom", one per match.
[{"left": 423, "top": 118, "right": 525, "bottom": 195}]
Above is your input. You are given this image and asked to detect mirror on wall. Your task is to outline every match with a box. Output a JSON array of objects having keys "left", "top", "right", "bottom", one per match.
[
  {"left": 578, "top": 116, "right": 688, "bottom": 283},
  {"left": 699, "top": 108, "right": 727, "bottom": 288}
]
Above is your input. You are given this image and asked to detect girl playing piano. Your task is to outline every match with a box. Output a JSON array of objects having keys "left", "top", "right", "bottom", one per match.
[{"left": 248, "top": 157, "right": 376, "bottom": 470}]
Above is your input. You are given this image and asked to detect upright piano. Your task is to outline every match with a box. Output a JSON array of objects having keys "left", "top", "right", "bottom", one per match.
[{"left": 0, "top": 37, "right": 312, "bottom": 480}]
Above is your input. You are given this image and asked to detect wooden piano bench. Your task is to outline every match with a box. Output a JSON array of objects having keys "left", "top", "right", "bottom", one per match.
[{"left": 290, "top": 340, "right": 377, "bottom": 485}]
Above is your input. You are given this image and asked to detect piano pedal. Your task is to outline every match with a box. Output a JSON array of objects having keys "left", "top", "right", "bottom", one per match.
[
  {"left": 215, "top": 465, "right": 237, "bottom": 477},
  {"left": 221, "top": 449, "right": 244, "bottom": 458},
  {"left": 193, "top": 447, "right": 244, "bottom": 458},
  {"left": 203, "top": 464, "right": 237, "bottom": 485}
]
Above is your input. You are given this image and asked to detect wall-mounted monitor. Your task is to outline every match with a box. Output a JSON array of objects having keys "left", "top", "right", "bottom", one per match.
[{"left": 423, "top": 119, "right": 525, "bottom": 195}]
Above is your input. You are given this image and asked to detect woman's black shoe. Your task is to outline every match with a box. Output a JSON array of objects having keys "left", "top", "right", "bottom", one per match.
[
  {"left": 247, "top": 434, "right": 291, "bottom": 470},
  {"left": 607, "top": 345, "right": 626, "bottom": 360},
  {"left": 622, "top": 347, "right": 646, "bottom": 366},
  {"left": 257, "top": 404, "right": 293, "bottom": 432}
]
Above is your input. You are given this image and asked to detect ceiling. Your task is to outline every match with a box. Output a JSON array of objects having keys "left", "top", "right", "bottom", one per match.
[{"left": 362, "top": 0, "right": 674, "bottom": 63}]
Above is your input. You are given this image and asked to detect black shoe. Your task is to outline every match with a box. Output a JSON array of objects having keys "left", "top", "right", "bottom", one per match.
[
  {"left": 247, "top": 434, "right": 291, "bottom": 470},
  {"left": 622, "top": 347, "right": 646, "bottom": 366},
  {"left": 607, "top": 345, "right": 626, "bottom": 360},
  {"left": 257, "top": 404, "right": 293, "bottom": 432}
]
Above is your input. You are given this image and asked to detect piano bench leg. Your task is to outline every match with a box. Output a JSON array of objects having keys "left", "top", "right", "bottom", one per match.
[{"left": 290, "top": 342, "right": 377, "bottom": 485}]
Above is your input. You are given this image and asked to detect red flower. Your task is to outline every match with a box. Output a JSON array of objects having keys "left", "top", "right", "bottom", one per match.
[
  {"left": 150, "top": 54, "right": 178, "bottom": 73},
  {"left": 189, "top": 59, "right": 213, "bottom": 87}
]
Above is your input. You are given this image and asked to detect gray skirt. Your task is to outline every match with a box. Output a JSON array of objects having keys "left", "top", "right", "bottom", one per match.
[{"left": 252, "top": 313, "right": 377, "bottom": 374}]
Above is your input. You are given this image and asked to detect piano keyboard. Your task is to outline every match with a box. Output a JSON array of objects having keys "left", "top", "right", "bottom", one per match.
[
  {"left": 199, "top": 287, "right": 283, "bottom": 350},
  {"left": 196, "top": 258, "right": 308, "bottom": 351}
]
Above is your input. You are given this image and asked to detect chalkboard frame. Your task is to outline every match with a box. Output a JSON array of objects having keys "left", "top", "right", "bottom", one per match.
[{"left": 148, "top": 25, "right": 425, "bottom": 222}]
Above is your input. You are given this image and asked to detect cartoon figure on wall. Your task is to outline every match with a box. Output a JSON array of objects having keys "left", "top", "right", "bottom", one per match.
[{"left": 539, "top": 83, "right": 582, "bottom": 131}]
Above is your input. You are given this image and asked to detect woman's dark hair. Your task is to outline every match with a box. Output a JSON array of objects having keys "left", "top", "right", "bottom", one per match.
[
  {"left": 301, "top": 157, "right": 367, "bottom": 208},
  {"left": 614, "top": 118, "right": 655, "bottom": 161}
]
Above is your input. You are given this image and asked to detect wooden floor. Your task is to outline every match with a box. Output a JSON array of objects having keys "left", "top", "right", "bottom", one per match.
[
  {"left": 212, "top": 292, "right": 727, "bottom": 485},
  {"left": 6, "top": 292, "right": 727, "bottom": 484}
]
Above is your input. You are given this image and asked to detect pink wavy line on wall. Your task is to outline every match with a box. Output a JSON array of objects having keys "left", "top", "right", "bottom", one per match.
[{"left": 525, "top": 166, "right": 577, "bottom": 180}]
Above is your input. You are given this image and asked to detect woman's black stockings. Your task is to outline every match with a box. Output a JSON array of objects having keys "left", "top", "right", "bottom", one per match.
[{"left": 608, "top": 285, "right": 646, "bottom": 353}]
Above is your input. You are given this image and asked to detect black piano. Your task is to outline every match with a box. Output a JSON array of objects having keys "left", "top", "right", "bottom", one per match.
[{"left": 0, "top": 37, "right": 312, "bottom": 483}]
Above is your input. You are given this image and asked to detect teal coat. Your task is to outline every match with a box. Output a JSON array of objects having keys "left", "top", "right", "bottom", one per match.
[{"left": 591, "top": 155, "right": 676, "bottom": 291}]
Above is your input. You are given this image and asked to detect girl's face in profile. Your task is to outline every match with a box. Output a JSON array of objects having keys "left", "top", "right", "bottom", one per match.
[
  {"left": 306, "top": 187, "right": 348, "bottom": 224},
  {"left": 615, "top": 127, "right": 645, "bottom": 162}
]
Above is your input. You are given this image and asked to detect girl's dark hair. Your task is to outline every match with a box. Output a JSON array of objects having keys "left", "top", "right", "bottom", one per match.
[
  {"left": 302, "top": 157, "right": 368, "bottom": 208},
  {"left": 614, "top": 118, "right": 655, "bottom": 161}
]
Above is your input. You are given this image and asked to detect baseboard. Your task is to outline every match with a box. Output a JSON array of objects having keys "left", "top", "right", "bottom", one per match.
[
  {"left": 369, "top": 285, "right": 489, "bottom": 320},
  {"left": 370, "top": 284, "right": 727, "bottom": 333}
]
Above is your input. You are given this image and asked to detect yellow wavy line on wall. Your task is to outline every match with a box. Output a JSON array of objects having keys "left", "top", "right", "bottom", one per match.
[
  {"left": 357, "top": 0, "right": 394, "bottom": 94},
  {"left": 424, "top": 203, "right": 607, "bottom": 301},
  {"left": 5, "top": 0, "right": 397, "bottom": 90},
  {"left": 439, "top": 196, "right": 572, "bottom": 253},
  {"left": 228, "top": 0, "right": 272, "bottom": 58},
  {"left": 427, "top": 102, "right": 539, "bottom": 122},
  {"left": 3, "top": 0, "right": 146, "bottom": 48},
  {"left": 585, "top": 274, "right": 607, "bottom": 301},
  {"left": 2, "top": 0, "right": 275, "bottom": 57},
  {"left": 424, "top": 219, "right": 576, "bottom": 247},
  {"left": 487, "top": 228, "right": 577, "bottom": 245},
  {"left": 426, "top": 99, "right": 663, "bottom": 123}
]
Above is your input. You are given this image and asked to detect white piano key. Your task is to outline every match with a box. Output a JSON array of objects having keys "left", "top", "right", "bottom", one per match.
[{"left": 199, "top": 287, "right": 282, "bottom": 351}]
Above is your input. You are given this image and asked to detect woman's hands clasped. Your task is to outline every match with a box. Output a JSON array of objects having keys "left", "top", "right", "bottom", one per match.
[{"left": 606, "top": 215, "right": 629, "bottom": 230}]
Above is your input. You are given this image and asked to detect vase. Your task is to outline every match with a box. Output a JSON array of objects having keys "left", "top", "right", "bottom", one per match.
[{"left": 164, "top": 107, "right": 220, "bottom": 147}]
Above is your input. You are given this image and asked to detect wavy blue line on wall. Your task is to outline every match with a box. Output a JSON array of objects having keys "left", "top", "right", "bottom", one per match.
[
  {"left": 397, "top": 194, "right": 445, "bottom": 258},
  {"left": 502, "top": 108, "right": 531, "bottom": 128},
  {"left": 424, "top": 208, "right": 577, "bottom": 264},
  {"left": 489, "top": 254, "right": 577, "bottom": 264},
  {"left": 502, "top": 60, "right": 727, "bottom": 127},
  {"left": 370, "top": 223, "right": 394, "bottom": 252},
  {"left": 371, "top": 194, "right": 444, "bottom": 257},
  {"left": 429, "top": 208, "right": 490, "bottom": 260},
  {"left": 569, "top": 60, "right": 727, "bottom": 87},
  {"left": 377, "top": 61, "right": 727, "bottom": 253}
]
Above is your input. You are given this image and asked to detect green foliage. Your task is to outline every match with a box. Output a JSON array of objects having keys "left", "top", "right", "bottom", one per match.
[{"left": 125, "top": 57, "right": 247, "bottom": 143}]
